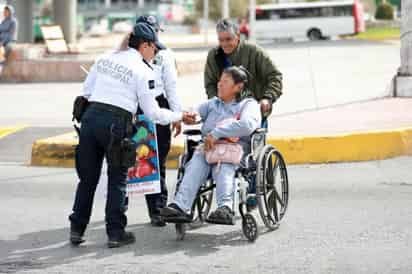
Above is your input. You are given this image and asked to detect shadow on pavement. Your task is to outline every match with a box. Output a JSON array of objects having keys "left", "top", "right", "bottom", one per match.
[{"left": 0, "top": 219, "right": 265, "bottom": 273}]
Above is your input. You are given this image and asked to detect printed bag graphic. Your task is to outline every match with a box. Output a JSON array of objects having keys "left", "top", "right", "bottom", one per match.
[{"left": 126, "top": 114, "right": 161, "bottom": 196}]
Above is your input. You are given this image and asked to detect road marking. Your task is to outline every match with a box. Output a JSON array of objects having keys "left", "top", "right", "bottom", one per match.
[{"left": 0, "top": 126, "right": 27, "bottom": 139}]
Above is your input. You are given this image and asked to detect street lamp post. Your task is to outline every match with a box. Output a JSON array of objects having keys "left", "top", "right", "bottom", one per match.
[
  {"left": 203, "top": 0, "right": 209, "bottom": 45},
  {"left": 223, "top": 0, "right": 230, "bottom": 19},
  {"left": 105, "top": 0, "right": 111, "bottom": 9},
  {"left": 395, "top": 0, "right": 412, "bottom": 96},
  {"left": 249, "top": 0, "right": 256, "bottom": 43},
  {"left": 53, "top": 0, "right": 77, "bottom": 44},
  {"left": 11, "top": 0, "right": 33, "bottom": 43}
]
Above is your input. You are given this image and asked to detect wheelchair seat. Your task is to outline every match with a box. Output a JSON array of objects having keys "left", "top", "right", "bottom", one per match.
[{"left": 183, "top": 129, "right": 202, "bottom": 136}]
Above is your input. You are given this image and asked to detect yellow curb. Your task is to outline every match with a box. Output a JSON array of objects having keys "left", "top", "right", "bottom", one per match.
[
  {"left": 31, "top": 132, "right": 78, "bottom": 168},
  {"left": 31, "top": 127, "right": 412, "bottom": 169},
  {"left": 0, "top": 125, "right": 27, "bottom": 139},
  {"left": 268, "top": 127, "right": 412, "bottom": 164}
]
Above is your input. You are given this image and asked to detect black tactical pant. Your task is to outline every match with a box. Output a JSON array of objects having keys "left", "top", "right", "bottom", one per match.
[
  {"left": 69, "top": 105, "right": 131, "bottom": 238},
  {"left": 145, "top": 95, "right": 171, "bottom": 218},
  {"left": 145, "top": 123, "right": 171, "bottom": 218}
]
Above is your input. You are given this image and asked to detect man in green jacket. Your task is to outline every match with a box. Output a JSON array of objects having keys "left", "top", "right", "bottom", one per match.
[{"left": 205, "top": 19, "right": 282, "bottom": 116}]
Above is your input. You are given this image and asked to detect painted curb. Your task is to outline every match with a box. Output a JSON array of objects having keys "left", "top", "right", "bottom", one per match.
[
  {"left": 31, "top": 127, "right": 412, "bottom": 169},
  {"left": 0, "top": 126, "right": 27, "bottom": 139},
  {"left": 268, "top": 128, "right": 412, "bottom": 164}
]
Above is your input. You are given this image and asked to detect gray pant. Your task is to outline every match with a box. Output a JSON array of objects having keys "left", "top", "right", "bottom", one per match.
[{"left": 174, "top": 150, "right": 237, "bottom": 212}]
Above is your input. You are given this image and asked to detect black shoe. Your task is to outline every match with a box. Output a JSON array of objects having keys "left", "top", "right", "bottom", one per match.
[
  {"left": 160, "top": 203, "right": 192, "bottom": 223},
  {"left": 150, "top": 215, "right": 166, "bottom": 227},
  {"left": 206, "top": 206, "right": 235, "bottom": 225},
  {"left": 70, "top": 225, "right": 85, "bottom": 246},
  {"left": 107, "top": 231, "right": 136, "bottom": 248}
]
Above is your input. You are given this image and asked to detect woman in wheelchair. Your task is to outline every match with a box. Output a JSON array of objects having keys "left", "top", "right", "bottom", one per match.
[{"left": 160, "top": 66, "right": 261, "bottom": 225}]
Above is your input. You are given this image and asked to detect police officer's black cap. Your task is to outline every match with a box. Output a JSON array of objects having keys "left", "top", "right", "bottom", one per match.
[
  {"left": 136, "top": 15, "right": 164, "bottom": 32},
  {"left": 132, "top": 22, "right": 166, "bottom": 50}
]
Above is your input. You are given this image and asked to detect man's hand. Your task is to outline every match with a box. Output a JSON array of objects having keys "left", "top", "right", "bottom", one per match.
[
  {"left": 260, "top": 99, "right": 272, "bottom": 117},
  {"left": 204, "top": 133, "right": 217, "bottom": 152},
  {"left": 172, "top": 121, "right": 182, "bottom": 137},
  {"left": 182, "top": 111, "right": 198, "bottom": 125}
]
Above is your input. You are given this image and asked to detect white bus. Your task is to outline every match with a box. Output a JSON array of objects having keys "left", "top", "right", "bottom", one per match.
[{"left": 254, "top": 0, "right": 365, "bottom": 41}]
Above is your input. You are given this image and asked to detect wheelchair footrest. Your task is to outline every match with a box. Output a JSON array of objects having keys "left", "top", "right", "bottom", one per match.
[
  {"left": 205, "top": 217, "right": 236, "bottom": 226},
  {"left": 163, "top": 216, "right": 193, "bottom": 224}
]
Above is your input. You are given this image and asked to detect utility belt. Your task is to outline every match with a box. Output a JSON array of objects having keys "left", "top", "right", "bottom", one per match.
[
  {"left": 72, "top": 97, "right": 136, "bottom": 169},
  {"left": 89, "top": 102, "right": 133, "bottom": 121}
]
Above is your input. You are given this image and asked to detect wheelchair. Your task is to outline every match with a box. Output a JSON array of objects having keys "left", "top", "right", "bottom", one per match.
[{"left": 172, "top": 125, "right": 289, "bottom": 242}]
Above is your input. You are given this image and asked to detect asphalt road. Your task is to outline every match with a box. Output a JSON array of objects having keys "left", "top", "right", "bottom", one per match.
[{"left": 0, "top": 156, "right": 411, "bottom": 273}]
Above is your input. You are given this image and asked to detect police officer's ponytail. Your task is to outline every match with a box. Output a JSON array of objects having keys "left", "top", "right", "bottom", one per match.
[{"left": 128, "top": 33, "right": 141, "bottom": 50}]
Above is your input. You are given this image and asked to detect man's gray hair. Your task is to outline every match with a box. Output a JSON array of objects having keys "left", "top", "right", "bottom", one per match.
[{"left": 216, "top": 19, "right": 239, "bottom": 36}]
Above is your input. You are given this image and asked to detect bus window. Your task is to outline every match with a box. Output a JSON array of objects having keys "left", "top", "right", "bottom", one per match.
[
  {"left": 335, "top": 5, "right": 353, "bottom": 16},
  {"left": 270, "top": 11, "right": 281, "bottom": 20},
  {"left": 321, "top": 7, "right": 334, "bottom": 17},
  {"left": 281, "top": 7, "right": 321, "bottom": 19},
  {"left": 256, "top": 9, "right": 271, "bottom": 20}
]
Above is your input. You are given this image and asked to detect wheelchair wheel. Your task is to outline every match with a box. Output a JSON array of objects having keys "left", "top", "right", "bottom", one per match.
[
  {"left": 256, "top": 145, "right": 289, "bottom": 230},
  {"left": 175, "top": 223, "right": 186, "bottom": 241},
  {"left": 189, "top": 179, "right": 214, "bottom": 228},
  {"left": 242, "top": 213, "right": 258, "bottom": 242}
]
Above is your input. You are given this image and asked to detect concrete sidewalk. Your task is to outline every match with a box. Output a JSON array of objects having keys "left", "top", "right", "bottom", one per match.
[
  {"left": 30, "top": 97, "right": 412, "bottom": 168},
  {"left": 0, "top": 32, "right": 213, "bottom": 83}
]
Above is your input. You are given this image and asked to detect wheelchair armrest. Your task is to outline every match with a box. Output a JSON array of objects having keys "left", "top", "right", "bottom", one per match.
[
  {"left": 183, "top": 129, "right": 202, "bottom": 136},
  {"left": 253, "top": 128, "right": 267, "bottom": 135}
]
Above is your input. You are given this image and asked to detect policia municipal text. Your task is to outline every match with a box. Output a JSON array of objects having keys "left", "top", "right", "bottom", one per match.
[{"left": 69, "top": 23, "right": 195, "bottom": 248}]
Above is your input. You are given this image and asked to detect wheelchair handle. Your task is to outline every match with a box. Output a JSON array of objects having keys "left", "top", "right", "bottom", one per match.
[{"left": 254, "top": 128, "right": 267, "bottom": 134}]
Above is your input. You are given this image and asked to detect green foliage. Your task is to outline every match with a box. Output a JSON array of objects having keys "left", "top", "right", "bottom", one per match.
[
  {"left": 375, "top": 3, "right": 394, "bottom": 20},
  {"left": 354, "top": 27, "right": 399, "bottom": 40},
  {"left": 182, "top": 14, "right": 198, "bottom": 25},
  {"left": 257, "top": 0, "right": 273, "bottom": 4},
  {"left": 196, "top": 0, "right": 248, "bottom": 20},
  {"left": 195, "top": 0, "right": 271, "bottom": 21}
]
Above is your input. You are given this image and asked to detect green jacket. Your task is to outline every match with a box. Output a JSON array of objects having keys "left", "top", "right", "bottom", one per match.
[{"left": 204, "top": 41, "right": 283, "bottom": 104}]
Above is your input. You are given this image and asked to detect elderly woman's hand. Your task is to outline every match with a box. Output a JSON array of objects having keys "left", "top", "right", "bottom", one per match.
[
  {"left": 204, "top": 133, "right": 217, "bottom": 152},
  {"left": 182, "top": 111, "right": 199, "bottom": 125},
  {"left": 260, "top": 99, "right": 272, "bottom": 117}
]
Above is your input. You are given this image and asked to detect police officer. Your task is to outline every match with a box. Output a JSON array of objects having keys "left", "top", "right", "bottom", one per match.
[
  {"left": 69, "top": 22, "right": 195, "bottom": 248},
  {"left": 135, "top": 15, "right": 182, "bottom": 227}
]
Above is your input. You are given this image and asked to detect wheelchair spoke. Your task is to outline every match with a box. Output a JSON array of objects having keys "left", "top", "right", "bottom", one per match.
[
  {"left": 268, "top": 190, "right": 279, "bottom": 222},
  {"left": 201, "top": 195, "right": 211, "bottom": 208},
  {"left": 272, "top": 157, "right": 279, "bottom": 185},
  {"left": 274, "top": 188, "right": 284, "bottom": 208}
]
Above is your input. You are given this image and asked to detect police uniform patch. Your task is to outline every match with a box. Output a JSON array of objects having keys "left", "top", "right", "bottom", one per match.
[
  {"left": 148, "top": 80, "right": 155, "bottom": 89},
  {"left": 153, "top": 55, "right": 163, "bottom": 66}
]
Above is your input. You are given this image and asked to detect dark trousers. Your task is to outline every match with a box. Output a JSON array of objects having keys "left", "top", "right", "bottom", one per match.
[
  {"left": 145, "top": 95, "right": 171, "bottom": 218},
  {"left": 69, "top": 106, "right": 130, "bottom": 238},
  {"left": 145, "top": 123, "right": 171, "bottom": 217}
]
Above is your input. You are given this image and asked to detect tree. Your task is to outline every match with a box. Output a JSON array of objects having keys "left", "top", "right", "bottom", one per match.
[{"left": 195, "top": 0, "right": 274, "bottom": 21}]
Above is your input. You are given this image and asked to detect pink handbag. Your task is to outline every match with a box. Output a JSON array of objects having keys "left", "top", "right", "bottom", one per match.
[
  {"left": 204, "top": 142, "right": 244, "bottom": 165},
  {"left": 204, "top": 101, "right": 249, "bottom": 165}
]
